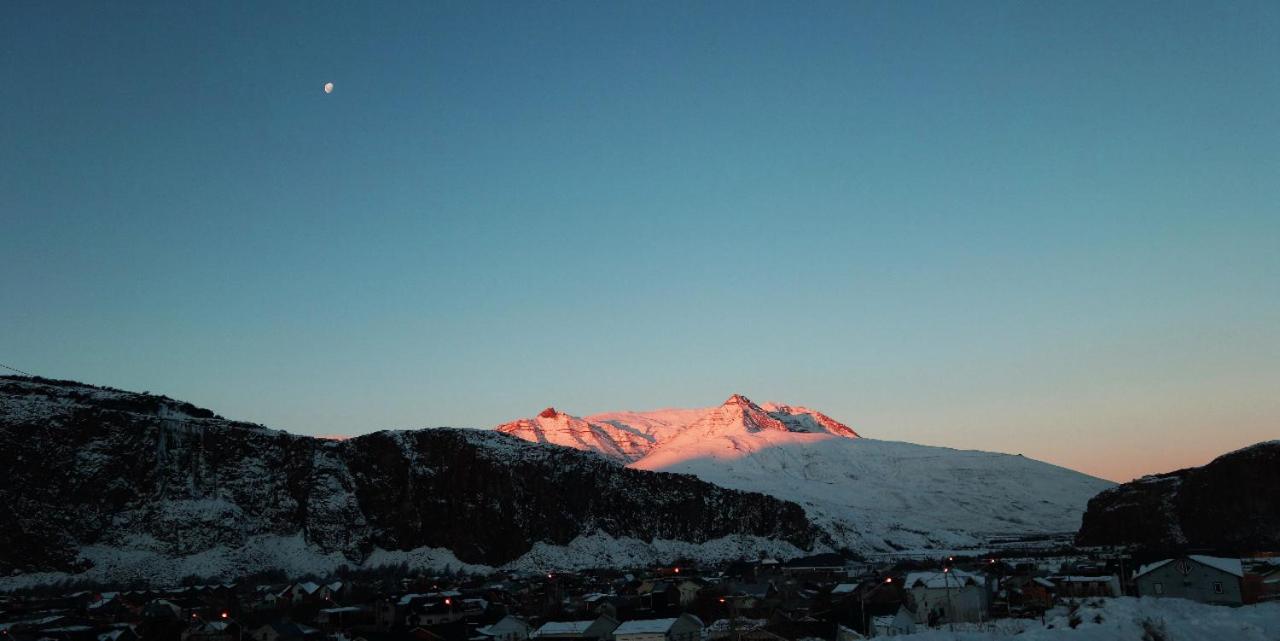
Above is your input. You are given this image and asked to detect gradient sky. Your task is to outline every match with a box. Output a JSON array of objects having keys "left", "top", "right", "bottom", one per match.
[{"left": 3, "top": 1, "right": 1277, "bottom": 483}]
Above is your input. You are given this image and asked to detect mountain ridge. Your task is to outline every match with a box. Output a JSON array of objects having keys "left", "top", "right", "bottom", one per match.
[
  {"left": 0, "top": 376, "right": 821, "bottom": 586},
  {"left": 496, "top": 394, "right": 1114, "bottom": 552}
]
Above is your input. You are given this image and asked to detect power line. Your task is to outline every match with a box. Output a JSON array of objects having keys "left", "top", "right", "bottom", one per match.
[{"left": 0, "top": 362, "right": 35, "bottom": 377}]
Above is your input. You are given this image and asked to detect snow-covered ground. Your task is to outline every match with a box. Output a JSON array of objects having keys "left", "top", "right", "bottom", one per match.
[
  {"left": 892, "top": 597, "right": 1280, "bottom": 640},
  {"left": 0, "top": 530, "right": 801, "bottom": 589}
]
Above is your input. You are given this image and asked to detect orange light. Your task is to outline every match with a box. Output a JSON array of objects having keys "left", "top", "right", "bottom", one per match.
[
  {"left": 885, "top": 578, "right": 892, "bottom": 583},
  {"left": 444, "top": 598, "right": 452, "bottom": 606},
  {"left": 220, "top": 612, "right": 229, "bottom": 619},
  {"left": 674, "top": 567, "right": 680, "bottom": 574}
]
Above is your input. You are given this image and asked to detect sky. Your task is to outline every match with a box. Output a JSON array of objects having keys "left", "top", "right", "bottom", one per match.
[{"left": 2, "top": 1, "right": 1277, "bottom": 483}]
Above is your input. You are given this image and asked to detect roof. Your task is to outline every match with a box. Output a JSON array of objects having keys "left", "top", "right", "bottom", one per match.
[
  {"left": 614, "top": 619, "right": 678, "bottom": 635},
  {"left": 533, "top": 621, "right": 596, "bottom": 637},
  {"left": 1135, "top": 556, "right": 1244, "bottom": 579},
  {"left": 830, "top": 584, "right": 858, "bottom": 595},
  {"left": 1190, "top": 555, "right": 1244, "bottom": 577},
  {"left": 905, "top": 570, "right": 985, "bottom": 589}
]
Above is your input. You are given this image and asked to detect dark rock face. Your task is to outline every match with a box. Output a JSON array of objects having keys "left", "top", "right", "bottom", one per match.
[
  {"left": 0, "top": 376, "right": 820, "bottom": 577},
  {"left": 1076, "top": 441, "right": 1280, "bottom": 550}
]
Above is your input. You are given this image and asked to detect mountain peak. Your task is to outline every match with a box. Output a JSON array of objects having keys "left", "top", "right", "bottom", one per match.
[
  {"left": 538, "top": 407, "right": 560, "bottom": 419},
  {"left": 722, "top": 393, "right": 756, "bottom": 407}
]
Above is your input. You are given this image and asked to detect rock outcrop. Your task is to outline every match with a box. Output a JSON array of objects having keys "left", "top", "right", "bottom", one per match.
[{"left": 1076, "top": 440, "right": 1280, "bottom": 550}]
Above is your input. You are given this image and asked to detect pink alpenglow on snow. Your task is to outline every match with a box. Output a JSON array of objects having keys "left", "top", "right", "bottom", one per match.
[{"left": 495, "top": 394, "right": 1113, "bottom": 554}]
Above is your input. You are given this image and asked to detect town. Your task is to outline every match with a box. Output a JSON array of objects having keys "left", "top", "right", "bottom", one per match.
[{"left": 3, "top": 550, "right": 1277, "bottom": 641}]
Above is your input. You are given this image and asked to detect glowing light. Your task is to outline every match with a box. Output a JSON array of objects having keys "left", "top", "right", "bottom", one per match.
[{"left": 323, "top": 82, "right": 334, "bottom": 94}]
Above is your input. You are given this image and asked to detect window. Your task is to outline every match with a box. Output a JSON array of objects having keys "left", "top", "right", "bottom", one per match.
[
  {"left": 1153, "top": 582, "right": 1164, "bottom": 595},
  {"left": 1213, "top": 582, "right": 1223, "bottom": 594}
]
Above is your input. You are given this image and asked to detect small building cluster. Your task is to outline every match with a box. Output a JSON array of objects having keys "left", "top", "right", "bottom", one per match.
[{"left": 1, "top": 550, "right": 1275, "bottom": 641}]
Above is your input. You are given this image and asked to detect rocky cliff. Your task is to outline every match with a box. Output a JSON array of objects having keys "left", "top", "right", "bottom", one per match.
[
  {"left": 0, "top": 376, "right": 820, "bottom": 582},
  {"left": 1076, "top": 440, "right": 1280, "bottom": 550}
]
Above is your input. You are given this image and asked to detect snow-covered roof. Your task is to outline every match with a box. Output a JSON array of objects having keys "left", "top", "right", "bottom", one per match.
[
  {"left": 1135, "top": 559, "right": 1173, "bottom": 578},
  {"left": 905, "top": 570, "right": 985, "bottom": 589},
  {"left": 1135, "top": 556, "right": 1243, "bottom": 579},
  {"left": 614, "top": 619, "right": 678, "bottom": 635},
  {"left": 1053, "top": 575, "right": 1116, "bottom": 583},
  {"left": 533, "top": 621, "right": 597, "bottom": 636},
  {"left": 1190, "top": 555, "right": 1243, "bottom": 577},
  {"left": 831, "top": 584, "right": 858, "bottom": 595}
]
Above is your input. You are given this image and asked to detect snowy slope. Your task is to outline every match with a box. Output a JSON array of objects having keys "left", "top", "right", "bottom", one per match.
[{"left": 498, "top": 395, "right": 1113, "bottom": 552}]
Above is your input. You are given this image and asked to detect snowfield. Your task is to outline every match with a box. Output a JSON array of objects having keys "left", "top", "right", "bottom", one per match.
[
  {"left": 892, "top": 597, "right": 1280, "bottom": 641},
  {"left": 499, "top": 394, "right": 1114, "bottom": 553}
]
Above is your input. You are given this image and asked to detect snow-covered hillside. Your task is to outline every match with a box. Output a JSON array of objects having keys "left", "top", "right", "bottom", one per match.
[
  {"left": 0, "top": 376, "right": 821, "bottom": 587},
  {"left": 498, "top": 395, "right": 1113, "bottom": 552}
]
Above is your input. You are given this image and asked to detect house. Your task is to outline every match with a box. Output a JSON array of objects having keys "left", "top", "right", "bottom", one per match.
[
  {"left": 318, "top": 606, "right": 373, "bottom": 629},
  {"left": 611, "top": 615, "right": 702, "bottom": 641},
  {"left": 1134, "top": 556, "right": 1244, "bottom": 606},
  {"left": 474, "top": 616, "right": 531, "bottom": 641},
  {"left": 675, "top": 581, "right": 705, "bottom": 607},
  {"left": 1001, "top": 576, "right": 1054, "bottom": 609},
  {"left": 635, "top": 582, "right": 680, "bottom": 611},
  {"left": 869, "top": 606, "right": 914, "bottom": 637},
  {"left": 904, "top": 570, "right": 989, "bottom": 625},
  {"left": 529, "top": 616, "right": 619, "bottom": 641},
  {"left": 1050, "top": 575, "right": 1121, "bottom": 598}
]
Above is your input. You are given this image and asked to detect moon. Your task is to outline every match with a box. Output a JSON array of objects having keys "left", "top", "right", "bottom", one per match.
[{"left": 323, "top": 82, "right": 334, "bottom": 94}]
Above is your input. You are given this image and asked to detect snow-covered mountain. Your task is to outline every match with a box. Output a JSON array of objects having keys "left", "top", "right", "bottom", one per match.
[
  {"left": 498, "top": 394, "right": 1114, "bottom": 552},
  {"left": 496, "top": 395, "right": 859, "bottom": 464},
  {"left": 0, "top": 377, "right": 820, "bottom": 587}
]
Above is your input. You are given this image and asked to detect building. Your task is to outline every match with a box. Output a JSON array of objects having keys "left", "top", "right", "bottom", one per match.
[
  {"left": 611, "top": 615, "right": 702, "bottom": 641},
  {"left": 1134, "top": 556, "right": 1244, "bottom": 606},
  {"left": 904, "top": 570, "right": 989, "bottom": 625},
  {"left": 475, "top": 616, "right": 531, "bottom": 641},
  {"left": 869, "top": 606, "right": 915, "bottom": 637},
  {"left": 530, "top": 616, "right": 619, "bottom": 641}
]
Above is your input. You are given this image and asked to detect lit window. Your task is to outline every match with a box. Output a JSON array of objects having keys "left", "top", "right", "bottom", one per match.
[{"left": 1213, "top": 582, "right": 1223, "bottom": 594}]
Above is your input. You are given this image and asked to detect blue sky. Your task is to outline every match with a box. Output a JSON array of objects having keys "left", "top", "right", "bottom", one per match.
[{"left": 3, "top": 1, "right": 1277, "bottom": 481}]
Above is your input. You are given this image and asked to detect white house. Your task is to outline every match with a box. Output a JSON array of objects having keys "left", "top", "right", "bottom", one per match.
[
  {"left": 476, "top": 616, "right": 531, "bottom": 641},
  {"left": 611, "top": 615, "right": 702, "bottom": 641},
  {"left": 530, "top": 616, "right": 619, "bottom": 641},
  {"left": 1134, "top": 555, "right": 1244, "bottom": 606},
  {"left": 905, "top": 570, "right": 989, "bottom": 625},
  {"left": 870, "top": 605, "right": 915, "bottom": 637}
]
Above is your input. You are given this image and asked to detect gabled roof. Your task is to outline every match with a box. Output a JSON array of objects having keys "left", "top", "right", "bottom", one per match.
[
  {"left": 905, "top": 570, "right": 984, "bottom": 589},
  {"left": 614, "top": 619, "right": 678, "bottom": 635},
  {"left": 532, "top": 621, "right": 596, "bottom": 637},
  {"left": 1134, "top": 556, "right": 1244, "bottom": 579}
]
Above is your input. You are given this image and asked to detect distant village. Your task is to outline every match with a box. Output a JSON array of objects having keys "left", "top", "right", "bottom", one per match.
[{"left": 2, "top": 550, "right": 1278, "bottom": 641}]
